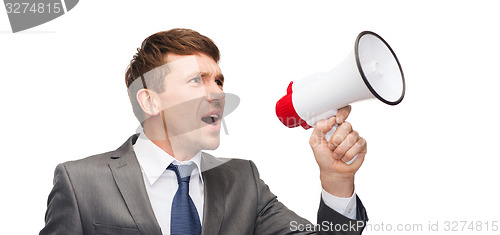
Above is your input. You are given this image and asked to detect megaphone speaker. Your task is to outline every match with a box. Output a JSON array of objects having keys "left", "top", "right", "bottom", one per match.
[{"left": 276, "top": 31, "right": 405, "bottom": 162}]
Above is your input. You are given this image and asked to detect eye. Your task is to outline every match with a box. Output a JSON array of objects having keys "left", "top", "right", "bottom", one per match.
[
  {"left": 216, "top": 79, "right": 223, "bottom": 87},
  {"left": 188, "top": 76, "right": 202, "bottom": 84}
]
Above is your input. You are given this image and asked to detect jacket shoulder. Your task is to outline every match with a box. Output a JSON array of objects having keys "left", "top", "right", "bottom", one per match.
[
  {"left": 200, "top": 152, "right": 260, "bottom": 179},
  {"left": 59, "top": 134, "right": 138, "bottom": 174},
  {"left": 61, "top": 149, "right": 116, "bottom": 169}
]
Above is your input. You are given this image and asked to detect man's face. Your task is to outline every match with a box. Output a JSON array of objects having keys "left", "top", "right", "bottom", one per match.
[{"left": 156, "top": 53, "right": 225, "bottom": 155}]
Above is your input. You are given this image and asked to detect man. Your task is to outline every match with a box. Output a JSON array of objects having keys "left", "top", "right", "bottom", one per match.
[{"left": 40, "top": 28, "right": 368, "bottom": 235}]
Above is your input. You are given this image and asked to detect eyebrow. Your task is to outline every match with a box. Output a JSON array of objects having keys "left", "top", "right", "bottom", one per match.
[{"left": 199, "top": 72, "right": 224, "bottom": 83}]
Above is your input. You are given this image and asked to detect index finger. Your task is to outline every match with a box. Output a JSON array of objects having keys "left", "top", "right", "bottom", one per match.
[{"left": 336, "top": 105, "right": 352, "bottom": 124}]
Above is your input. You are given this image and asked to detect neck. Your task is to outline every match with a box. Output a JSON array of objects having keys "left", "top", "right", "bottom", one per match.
[
  {"left": 142, "top": 118, "right": 198, "bottom": 161},
  {"left": 150, "top": 139, "right": 196, "bottom": 161}
]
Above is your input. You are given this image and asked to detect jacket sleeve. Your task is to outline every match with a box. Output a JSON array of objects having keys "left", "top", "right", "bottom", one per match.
[
  {"left": 40, "top": 163, "right": 83, "bottom": 235},
  {"left": 249, "top": 160, "right": 368, "bottom": 235},
  {"left": 317, "top": 195, "right": 368, "bottom": 234}
]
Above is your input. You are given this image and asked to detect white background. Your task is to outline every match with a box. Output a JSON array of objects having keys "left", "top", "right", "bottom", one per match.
[{"left": 1, "top": 0, "right": 499, "bottom": 234}]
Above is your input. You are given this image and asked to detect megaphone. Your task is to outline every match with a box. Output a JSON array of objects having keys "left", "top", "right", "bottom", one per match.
[{"left": 276, "top": 31, "right": 405, "bottom": 155}]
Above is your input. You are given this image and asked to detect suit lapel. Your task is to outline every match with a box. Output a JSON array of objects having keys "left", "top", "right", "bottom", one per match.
[
  {"left": 200, "top": 153, "right": 228, "bottom": 235},
  {"left": 108, "top": 135, "right": 162, "bottom": 235},
  {"left": 107, "top": 137, "right": 230, "bottom": 235}
]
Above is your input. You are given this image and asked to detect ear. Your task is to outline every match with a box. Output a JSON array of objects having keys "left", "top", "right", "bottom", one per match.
[{"left": 136, "top": 88, "right": 161, "bottom": 116}]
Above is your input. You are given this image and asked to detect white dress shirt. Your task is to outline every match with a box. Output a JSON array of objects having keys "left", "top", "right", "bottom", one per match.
[{"left": 133, "top": 131, "right": 357, "bottom": 235}]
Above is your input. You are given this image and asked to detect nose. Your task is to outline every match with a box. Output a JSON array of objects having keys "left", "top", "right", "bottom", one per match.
[{"left": 205, "top": 81, "right": 225, "bottom": 103}]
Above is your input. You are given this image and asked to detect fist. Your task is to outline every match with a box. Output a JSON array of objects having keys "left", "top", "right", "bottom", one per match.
[{"left": 309, "top": 105, "right": 367, "bottom": 196}]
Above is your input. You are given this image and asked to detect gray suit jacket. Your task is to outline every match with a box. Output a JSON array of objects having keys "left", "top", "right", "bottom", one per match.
[{"left": 40, "top": 134, "right": 368, "bottom": 235}]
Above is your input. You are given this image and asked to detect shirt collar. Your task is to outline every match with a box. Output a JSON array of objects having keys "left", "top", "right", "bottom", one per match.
[{"left": 133, "top": 130, "right": 203, "bottom": 186}]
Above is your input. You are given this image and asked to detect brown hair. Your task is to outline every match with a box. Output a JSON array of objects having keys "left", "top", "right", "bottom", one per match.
[{"left": 125, "top": 28, "right": 220, "bottom": 123}]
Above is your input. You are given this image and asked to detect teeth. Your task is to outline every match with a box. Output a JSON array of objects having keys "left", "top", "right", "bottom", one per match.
[{"left": 201, "top": 113, "right": 220, "bottom": 125}]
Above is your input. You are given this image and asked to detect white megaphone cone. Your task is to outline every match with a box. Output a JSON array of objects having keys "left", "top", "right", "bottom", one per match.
[{"left": 276, "top": 31, "right": 405, "bottom": 164}]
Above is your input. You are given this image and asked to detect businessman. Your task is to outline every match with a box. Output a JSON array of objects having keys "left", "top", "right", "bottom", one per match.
[{"left": 40, "top": 28, "right": 368, "bottom": 234}]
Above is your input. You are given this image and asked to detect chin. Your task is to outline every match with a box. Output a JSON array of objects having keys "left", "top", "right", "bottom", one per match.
[{"left": 202, "top": 137, "right": 221, "bottom": 150}]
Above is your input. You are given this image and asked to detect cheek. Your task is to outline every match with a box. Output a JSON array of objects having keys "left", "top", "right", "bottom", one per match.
[
  {"left": 160, "top": 91, "right": 204, "bottom": 122},
  {"left": 162, "top": 106, "right": 204, "bottom": 135},
  {"left": 161, "top": 87, "right": 206, "bottom": 108}
]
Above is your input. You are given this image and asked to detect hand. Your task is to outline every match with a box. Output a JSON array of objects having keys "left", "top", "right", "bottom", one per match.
[{"left": 309, "top": 105, "right": 367, "bottom": 197}]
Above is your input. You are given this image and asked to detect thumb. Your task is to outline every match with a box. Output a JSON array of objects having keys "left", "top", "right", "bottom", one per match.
[{"left": 311, "top": 117, "right": 337, "bottom": 141}]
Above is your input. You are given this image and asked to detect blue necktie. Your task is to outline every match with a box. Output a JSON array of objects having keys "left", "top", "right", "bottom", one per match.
[{"left": 167, "top": 163, "right": 202, "bottom": 235}]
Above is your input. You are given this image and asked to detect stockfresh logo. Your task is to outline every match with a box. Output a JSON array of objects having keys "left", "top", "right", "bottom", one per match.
[{"left": 3, "top": 0, "right": 78, "bottom": 33}]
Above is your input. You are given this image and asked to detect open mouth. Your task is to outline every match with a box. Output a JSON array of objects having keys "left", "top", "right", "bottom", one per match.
[{"left": 201, "top": 113, "right": 220, "bottom": 125}]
